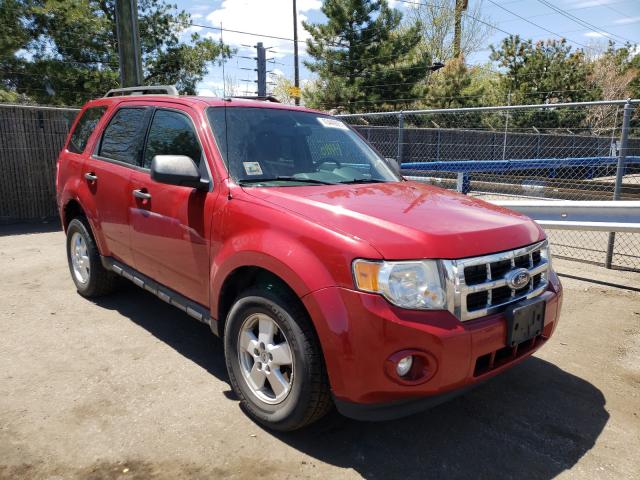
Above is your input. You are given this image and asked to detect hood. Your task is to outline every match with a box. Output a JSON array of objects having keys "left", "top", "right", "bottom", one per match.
[{"left": 242, "top": 181, "right": 544, "bottom": 259}]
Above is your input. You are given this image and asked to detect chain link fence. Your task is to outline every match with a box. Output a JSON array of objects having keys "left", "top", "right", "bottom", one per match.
[
  {"left": 1, "top": 101, "right": 639, "bottom": 272},
  {"left": 338, "top": 100, "right": 640, "bottom": 272}
]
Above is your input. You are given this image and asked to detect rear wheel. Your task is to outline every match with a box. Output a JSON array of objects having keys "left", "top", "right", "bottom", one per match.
[
  {"left": 66, "top": 217, "right": 118, "bottom": 297},
  {"left": 224, "top": 287, "right": 332, "bottom": 431}
]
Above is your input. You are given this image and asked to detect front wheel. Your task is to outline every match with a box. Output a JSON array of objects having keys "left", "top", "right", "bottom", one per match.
[{"left": 224, "top": 288, "right": 332, "bottom": 431}]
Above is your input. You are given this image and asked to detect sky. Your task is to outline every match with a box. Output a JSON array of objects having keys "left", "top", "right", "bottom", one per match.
[{"left": 175, "top": 0, "right": 640, "bottom": 97}]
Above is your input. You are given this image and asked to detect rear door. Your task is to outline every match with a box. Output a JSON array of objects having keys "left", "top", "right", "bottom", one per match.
[
  {"left": 84, "top": 106, "right": 151, "bottom": 265},
  {"left": 129, "top": 105, "right": 214, "bottom": 306}
]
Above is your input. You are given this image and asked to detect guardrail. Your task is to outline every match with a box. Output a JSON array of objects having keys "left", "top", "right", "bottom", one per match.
[
  {"left": 489, "top": 200, "right": 640, "bottom": 269},
  {"left": 489, "top": 200, "right": 640, "bottom": 233}
]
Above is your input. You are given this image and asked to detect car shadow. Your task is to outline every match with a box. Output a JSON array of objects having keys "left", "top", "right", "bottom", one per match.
[
  {"left": 93, "top": 283, "right": 608, "bottom": 480},
  {"left": 275, "top": 357, "right": 608, "bottom": 479},
  {"left": 92, "top": 282, "right": 229, "bottom": 382}
]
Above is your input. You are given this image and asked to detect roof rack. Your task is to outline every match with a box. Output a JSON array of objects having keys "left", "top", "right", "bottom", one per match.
[
  {"left": 228, "top": 95, "right": 281, "bottom": 103},
  {"left": 104, "top": 85, "right": 178, "bottom": 98}
]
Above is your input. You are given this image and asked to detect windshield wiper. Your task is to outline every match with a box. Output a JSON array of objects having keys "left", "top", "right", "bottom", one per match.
[
  {"left": 239, "top": 176, "right": 338, "bottom": 186},
  {"left": 338, "top": 178, "right": 388, "bottom": 184}
]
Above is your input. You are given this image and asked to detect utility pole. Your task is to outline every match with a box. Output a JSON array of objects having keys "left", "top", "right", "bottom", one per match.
[
  {"left": 115, "top": 0, "right": 143, "bottom": 87},
  {"left": 256, "top": 42, "right": 267, "bottom": 97},
  {"left": 292, "top": 0, "right": 300, "bottom": 105},
  {"left": 453, "top": 0, "right": 468, "bottom": 59}
]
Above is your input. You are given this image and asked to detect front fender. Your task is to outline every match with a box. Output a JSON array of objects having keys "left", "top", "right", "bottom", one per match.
[
  {"left": 210, "top": 227, "right": 348, "bottom": 317},
  {"left": 209, "top": 192, "right": 382, "bottom": 310}
]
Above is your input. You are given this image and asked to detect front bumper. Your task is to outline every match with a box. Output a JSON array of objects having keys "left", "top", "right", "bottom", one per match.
[{"left": 301, "top": 271, "right": 563, "bottom": 420}]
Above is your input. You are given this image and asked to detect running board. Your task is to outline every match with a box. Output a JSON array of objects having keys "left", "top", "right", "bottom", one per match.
[{"left": 101, "top": 257, "right": 219, "bottom": 336}]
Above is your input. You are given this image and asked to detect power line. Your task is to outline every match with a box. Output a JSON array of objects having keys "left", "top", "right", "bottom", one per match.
[
  {"left": 498, "top": 0, "right": 636, "bottom": 23},
  {"left": 396, "top": 0, "right": 514, "bottom": 37},
  {"left": 486, "top": 0, "right": 592, "bottom": 50},
  {"left": 185, "top": 22, "right": 302, "bottom": 44},
  {"left": 308, "top": 85, "right": 600, "bottom": 109},
  {"left": 536, "top": 0, "right": 637, "bottom": 45}
]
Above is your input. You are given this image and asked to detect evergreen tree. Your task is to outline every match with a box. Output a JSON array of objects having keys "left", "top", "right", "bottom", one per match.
[
  {"left": 422, "top": 58, "right": 486, "bottom": 127},
  {"left": 303, "top": 0, "right": 432, "bottom": 113},
  {"left": 490, "top": 36, "right": 596, "bottom": 129}
]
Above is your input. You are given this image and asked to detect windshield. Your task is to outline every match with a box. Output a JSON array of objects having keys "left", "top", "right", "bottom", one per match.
[{"left": 206, "top": 106, "right": 401, "bottom": 186}]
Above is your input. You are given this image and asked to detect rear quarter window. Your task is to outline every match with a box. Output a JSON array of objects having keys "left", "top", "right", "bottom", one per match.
[{"left": 68, "top": 106, "right": 107, "bottom": 154}]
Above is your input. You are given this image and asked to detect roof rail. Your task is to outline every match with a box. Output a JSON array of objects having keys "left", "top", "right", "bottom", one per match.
[
  {"left": 228, "top": 95, "right": 281, "bottom": 103},
  {"left": 104, "top": 85, "right": 178, "bottom": 98}
]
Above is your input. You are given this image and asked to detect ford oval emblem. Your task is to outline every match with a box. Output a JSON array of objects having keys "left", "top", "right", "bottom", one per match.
[{"left": 506, "top": 268, "right": 531, "bottom": 290}]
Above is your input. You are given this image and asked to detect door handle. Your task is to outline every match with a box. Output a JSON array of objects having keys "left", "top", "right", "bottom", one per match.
[
  {"left": 84, "top": 172, "right": 98, "bottom": 182},
  {"left": 132, "top": 189, "right": 152, "bottom": 200}
]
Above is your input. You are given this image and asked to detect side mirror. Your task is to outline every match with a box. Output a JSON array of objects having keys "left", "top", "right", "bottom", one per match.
[{"left": 151, "top": 155, "right": 209, "bottom": 190}]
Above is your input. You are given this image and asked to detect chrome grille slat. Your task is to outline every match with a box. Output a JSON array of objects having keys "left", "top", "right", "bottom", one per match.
[{"left": 441, "top": 240, "right": 550, "bottom": 322}]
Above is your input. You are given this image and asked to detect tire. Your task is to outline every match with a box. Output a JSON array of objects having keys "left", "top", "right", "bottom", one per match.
[
  {"left": 224, "top": 287, "right": 332, "bottom": 431},
  {"left": 66, "top": 217, "right": 118, "bottom": 298}
]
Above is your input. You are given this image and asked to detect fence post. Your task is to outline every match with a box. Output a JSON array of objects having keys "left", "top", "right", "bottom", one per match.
[
  {"left": 456, "top": 172, "right": 470, "bottom": 194},
  {"left": 605, "top": 99, "right": 633, "bottom": 269},
  {"left": 397, "top": 111, "right": 404, "bottom": 167}
]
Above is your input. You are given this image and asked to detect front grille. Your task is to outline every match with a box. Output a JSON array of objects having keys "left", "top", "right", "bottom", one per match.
[{"left": 442, "top": 240, "right": 550, "bottom": 321}]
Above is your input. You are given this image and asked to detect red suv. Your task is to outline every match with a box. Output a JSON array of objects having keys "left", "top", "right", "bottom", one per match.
[{"left": 56, "top": 86, "right": 562, "bottom": 431}]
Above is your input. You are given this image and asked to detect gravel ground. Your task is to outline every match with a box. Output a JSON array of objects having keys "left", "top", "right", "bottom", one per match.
[{"left": 1, "top": 224, "right": 639, "bottom": 480}]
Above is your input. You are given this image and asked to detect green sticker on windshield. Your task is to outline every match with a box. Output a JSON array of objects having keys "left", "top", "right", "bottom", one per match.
[{"left": 243, "top": 162, "right": 263, "bottom": 175}]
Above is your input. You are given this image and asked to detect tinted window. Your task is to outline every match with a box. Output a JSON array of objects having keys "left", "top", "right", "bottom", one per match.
[
  {"left": 68, "top": 106, "right": 107, "bottom": 154},
  {"left": 143, "top": 110, "right": 202, "bottom": 169},
  {"left": 207, "top": 107, "right": 399, "bottom": 185},
  {"left": 98, "top": 108, "right": 148, "bottom": 164}
]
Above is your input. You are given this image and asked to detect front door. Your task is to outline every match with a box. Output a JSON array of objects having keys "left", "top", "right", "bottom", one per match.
[{"left": 129, "top": 107, "right": 214, "bottom": 306}]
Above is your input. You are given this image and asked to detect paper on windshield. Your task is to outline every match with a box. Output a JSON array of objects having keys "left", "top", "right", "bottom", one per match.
[
  {"left": 317, "top": 117, "right": 349, "bottom": 130},
  {"left": 243, "top": 162, "right": 263, "bottom": 175}
]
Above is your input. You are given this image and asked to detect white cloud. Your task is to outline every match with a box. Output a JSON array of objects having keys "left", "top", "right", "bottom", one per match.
[
  {"left": 584, "top": 31, "right": 607, "bottom": 38},
  {"left": 613, "top": 16, "right": 640, "bottom": 25},
  {"left": 191, "top": 13, "right": 204, "bottom": 19},
  {"left": 205, "top": 0, "right": 322, "bottom": 57}
]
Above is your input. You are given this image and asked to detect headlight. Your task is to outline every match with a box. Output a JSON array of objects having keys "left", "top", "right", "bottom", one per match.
[
  {"left": 352, "top": 259, "right": 447, "bottom": 310},
  {"left": 540, "top": 243, "right": 552, "bottom": 269}
]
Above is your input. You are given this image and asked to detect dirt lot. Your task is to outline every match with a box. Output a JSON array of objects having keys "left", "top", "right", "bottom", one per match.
[{"left": 1, "top": 224, "right": 639, "bottom": 480}]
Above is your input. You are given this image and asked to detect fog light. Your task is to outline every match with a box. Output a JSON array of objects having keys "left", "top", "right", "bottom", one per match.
[{"left": 396, "top": 355, "right": 413, "bottom": 377}]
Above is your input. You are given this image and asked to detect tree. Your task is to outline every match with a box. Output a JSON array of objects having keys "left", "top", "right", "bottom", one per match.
[
  {"left": 303, "top": 0, "right": 432, "bottom": 113},
  {"left": 404, "top": 0, "right": 493, "bottom": 62},
  {"left": 0, "top": 0, "right": 35, "bottom": 101},
  {"left": 421, "top": 58, "right": 486, "bottom": 127},
  {"left": 1, "top": 0, "right": 232, "bottom": 105},
  {"left": 584, "top": 42, "right": 638, "bottom": 134},
  {"left": 271, "top": 74, "right": 297, "bottom": 105},
  {"left": 490, "top": 36, "right": 596, "bottom": 129},
  {"left": 584, "top": 41, "right": 640, "bottom": 134}
]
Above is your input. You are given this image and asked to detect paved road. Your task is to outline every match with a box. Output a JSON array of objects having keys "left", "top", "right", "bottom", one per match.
[{"left": 1, "top": 224, "right": 639, "bottom": 480}]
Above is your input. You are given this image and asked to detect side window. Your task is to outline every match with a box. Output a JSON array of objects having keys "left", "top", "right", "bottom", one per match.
[
  {"left": 98, "top": 108, "right": 148, "bottom": 165},
  {"left": 68, "top": 106, "right": 107, "bottom": 154},
  {"left": 143, "top": 110, "right": 202, "bottom": 169}
]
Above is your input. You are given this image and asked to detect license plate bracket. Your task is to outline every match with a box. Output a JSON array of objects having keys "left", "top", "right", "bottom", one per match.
[{"left": 505, "top": 298, "right": 545, "bottom": 347}]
